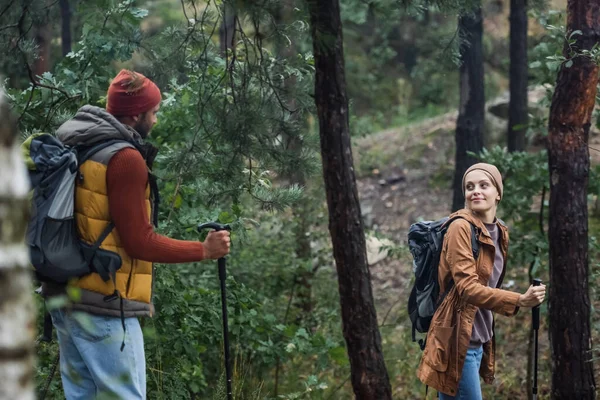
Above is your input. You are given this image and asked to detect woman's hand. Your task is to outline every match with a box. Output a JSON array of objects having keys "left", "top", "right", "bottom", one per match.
[{"left": 517, "top": 284, "right": 546, "bottom": 308}]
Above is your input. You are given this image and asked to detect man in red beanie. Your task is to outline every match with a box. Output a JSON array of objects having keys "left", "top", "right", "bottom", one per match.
[
  {"left": 106, "top": 69, "right": 163, "bottom": 138},
  {"left": 44, "top": 69, "right": 230, "bottom": 399}
]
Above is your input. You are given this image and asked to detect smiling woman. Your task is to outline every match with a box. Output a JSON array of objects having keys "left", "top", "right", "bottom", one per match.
[
  {"left": 417, "top": 162, "right": 547, "bottom": 399},
  {"left": 462, "top": 164, "right": 503, "bottom": 223}
]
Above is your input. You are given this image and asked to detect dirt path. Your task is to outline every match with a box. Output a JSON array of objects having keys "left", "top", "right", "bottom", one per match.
[
  {"left": 355, "top": 111, "right": 458, "bottom": 320},
  {"left": 352, "top": 103, "right": 560, "bottom": 398}
]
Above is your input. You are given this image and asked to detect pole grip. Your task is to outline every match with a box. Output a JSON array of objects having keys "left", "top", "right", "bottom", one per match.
[
  {"left": 197, "top": 222, "right": 231, "bottom": 233},
  {"left": 532, "top": 278, "right": 542, "bottom": 330}
]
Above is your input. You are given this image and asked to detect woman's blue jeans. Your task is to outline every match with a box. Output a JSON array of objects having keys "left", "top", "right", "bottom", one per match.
[
  {"left": 439, "top": 346, "right": 483, "bottom": 400},
  {"left": 49, "top": 308, "right": 146, "bottom": 399}
]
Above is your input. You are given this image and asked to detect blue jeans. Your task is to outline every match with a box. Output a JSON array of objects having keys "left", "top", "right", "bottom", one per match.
[
  {"left": 49, "top": 308, "right": 146, "bottom": 399},
  {"left": 439, "top": 346, "right": 483, "bottom": 400}
]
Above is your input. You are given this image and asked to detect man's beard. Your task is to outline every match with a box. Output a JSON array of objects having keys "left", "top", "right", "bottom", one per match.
[{"left": 133, "top": 119, "right": 151, "bottom": 139}]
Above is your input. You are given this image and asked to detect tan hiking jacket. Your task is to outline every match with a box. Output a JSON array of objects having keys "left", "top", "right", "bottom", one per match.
[{"left": 416, "top": 209, "right": 521, "bottom": 396}]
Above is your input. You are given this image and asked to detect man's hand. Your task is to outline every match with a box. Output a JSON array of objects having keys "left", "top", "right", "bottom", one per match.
[
  {"left": 202, "top": 230, "right": 231, "bottom": 260},
  {"left": 517, "top": 284, "right": 546, "bottom": 308}
]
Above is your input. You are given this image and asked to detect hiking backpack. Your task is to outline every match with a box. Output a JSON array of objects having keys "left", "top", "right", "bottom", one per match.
[
  {"left": 22, "top": 133, "right": 124, "bottom": 283},
  {"left": 407, "top": 216, "right": 479, "bottom": 349}
]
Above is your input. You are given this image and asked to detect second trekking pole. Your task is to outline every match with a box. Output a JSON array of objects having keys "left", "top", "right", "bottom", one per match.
[
  {"left": 532, "top": 278, "right": 542, "bottom": 400},
  {"left": 198, "top": 222, "right": 233, "bottom": 400}
]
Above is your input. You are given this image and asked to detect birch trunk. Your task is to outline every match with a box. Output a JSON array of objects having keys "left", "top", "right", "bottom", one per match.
[{"left": 0, "top": 89, "right": 36, "bottom": 400}]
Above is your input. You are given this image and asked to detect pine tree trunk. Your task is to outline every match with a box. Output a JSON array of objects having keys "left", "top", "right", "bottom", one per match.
[
  {"left": 547, "top": 1, "right": 598, "bottom": 397},
  {"left": 0, "top": 91, "right": 36, "bottom": 400},
  {"left": 452, "top": 6, "right": 485, "bottom": 212},
  {"left": 306, "top": 1, "right": 392, "bottom": 398},
  {"left": 220, "top": 2, "right": 236, "bottom": 55},
  {"left": 59, "top": 0, "right": 72, "bottom": 56},
  {"left": 33, "top": 23, "right": 51, "bottom": 78},
  {"left": 508, "top": 0, "right": 528, "bottom": 152}
]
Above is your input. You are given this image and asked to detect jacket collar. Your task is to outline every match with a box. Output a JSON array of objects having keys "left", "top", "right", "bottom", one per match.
[
  {"left": 56, "top": 105, "right": 159, "bottom": 168},
  {"left": 448, "top": 208, "right": 507, "bottom": 243},
  {"left": 57, "top": 105, "right": 142, "bottom": 146}
]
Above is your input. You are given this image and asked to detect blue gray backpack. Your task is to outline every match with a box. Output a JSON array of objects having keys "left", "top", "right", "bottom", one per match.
[
  {"left": 407, "top": 216, "right": 479, "bottom": 349},
  {"left": 23, "top": 133, "right": 124, "bottom": 283}
]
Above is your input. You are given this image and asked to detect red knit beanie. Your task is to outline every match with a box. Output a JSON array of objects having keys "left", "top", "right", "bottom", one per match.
[{"left": 106, "top": 69, "right": 161, "bottom": 117}]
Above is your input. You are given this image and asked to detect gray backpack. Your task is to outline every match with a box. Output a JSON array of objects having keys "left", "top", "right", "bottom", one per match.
[
  {"left": 23, "top": 133, "right": 123, "bottom": 283},
  {"left": 407, "top": 216, "right": 479, "bottom": 349}
]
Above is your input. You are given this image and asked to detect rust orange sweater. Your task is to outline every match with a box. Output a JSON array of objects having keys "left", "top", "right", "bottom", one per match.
[{"left": 106, "top": 148, "right": 205, "bottom": 263}]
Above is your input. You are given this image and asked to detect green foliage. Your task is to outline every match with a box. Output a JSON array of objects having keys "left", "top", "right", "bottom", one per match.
[
  {"left": 16, "top": 0, "right": 596, "bottom": 399},
  {"left": 529, "top": 10, "right": 568, "bottom": 91},
  {"left": 340, "top": 0, "right": 511, "bottom": 134},
  {"left": 6, "top": 1, "right": 347, "bottom": 398},
  {"left": 473, "top": 147, "right": 550, "bottom": 276},
  {"left": 4, "top": 0, "right": 150, "bottom": 134}
]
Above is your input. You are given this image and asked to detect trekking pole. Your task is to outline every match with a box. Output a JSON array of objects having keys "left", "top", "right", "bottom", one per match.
[
  {"left": 532, "top": 278, "right": 542, "bottom": 400},
  {"left": 197, "top": 222, "right": 233, "bottom": 400}
]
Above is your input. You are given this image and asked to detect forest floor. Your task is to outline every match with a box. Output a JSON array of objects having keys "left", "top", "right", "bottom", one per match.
[{"left": 352, "top": 90, "right": 600, "bottom": 399}]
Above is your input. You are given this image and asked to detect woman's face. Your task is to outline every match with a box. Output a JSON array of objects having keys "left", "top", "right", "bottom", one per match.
[{"left": 464, "top": 170, "right": 500, "bottom": 214}]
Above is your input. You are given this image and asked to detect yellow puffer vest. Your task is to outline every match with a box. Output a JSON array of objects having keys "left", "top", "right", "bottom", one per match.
[{"left": 73, "top": 142, "right": 154, "bottom": 317}]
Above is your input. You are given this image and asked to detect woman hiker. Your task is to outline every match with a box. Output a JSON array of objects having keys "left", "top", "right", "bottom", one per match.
[{"left": 417, "top": 163, "right": 546, "bottom": 399}]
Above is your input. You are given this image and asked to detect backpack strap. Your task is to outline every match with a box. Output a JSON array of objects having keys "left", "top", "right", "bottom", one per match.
[
  {"left": 85, "top": 222, "right": 115, "bottom": 281},
  {"left": 444, "top": 216, "right": 480, "bottom": 260},
  {"left": 92, "top": 222, "right": 115, "bottom": 252},
  {"left": 148, "top": 173, "right": 160, "bottom": 227},
  {"left": 470, "top": 223, "right": 480, "bottom": 260},
  {"left": 438, "top": 220, "right": 479, "bottom": 308},
  {"left": 41, "top": 307, "right": 53, "bottom": 343},
  {"left": 76, "top": 140, "right": 131, "bottom": 280},
  {"left": 75, "top": 139, "right": 134, "bottom": 165}
]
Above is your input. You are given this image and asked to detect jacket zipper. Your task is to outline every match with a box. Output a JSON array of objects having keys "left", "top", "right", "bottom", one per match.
[{"left": 486, "top": 225, "right": 508, "bottom": 380}]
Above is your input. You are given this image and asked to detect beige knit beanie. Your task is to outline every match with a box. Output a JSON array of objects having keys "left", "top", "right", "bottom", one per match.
[{"left": 462, "top": 163, "right": 503, "bottom": 200}]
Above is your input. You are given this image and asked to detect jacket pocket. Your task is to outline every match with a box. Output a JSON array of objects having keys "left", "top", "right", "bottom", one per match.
[{"left": 425, "top": 325, "right": 454, "bottom": 372}]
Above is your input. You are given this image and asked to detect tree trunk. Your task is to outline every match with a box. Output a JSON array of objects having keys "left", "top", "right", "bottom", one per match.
[
  {"left": 306, "top": 1, "right": 392, "bottom": 398},
  {"left": 59, "top": 0, "right": 72, "bottom": 56},
  {"left": 33, "top": 23, "right": 51, "bottom": 78},
  {"left": 508, "top": 0, "right": 528, "bottom": 152},
  {"left": 452, "top": 6, "right": 485, "bottom": 212},
  {"left": 220, "top": 2, "right": 236, "bottom": 56},
  {"left": 547, "top": 2, "right": 599, "bottom": 399},
  {"left": 0, "top": 91, "right": 36, "bottom": 400}
]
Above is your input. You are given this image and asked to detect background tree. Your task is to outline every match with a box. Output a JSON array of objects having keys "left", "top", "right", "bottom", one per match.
[
  {"left": 3, "top": 0, "right": 597, "bottom": 398},
  {"left": 547, "top": 0, "right": 598, "bottom": 397},
  {"left": 452, "top": 5, "right": 485, "bottom": 212},
  {"left": 0, "top": 90, "right": 35, "bottom": 400},
  {"left": 305, "top": 0, "right": 392, "bottom": 398},
  {"left": 273, "top": 0, "right": 316, "bottom": 320},
  {"left": 219, "top": 0, "right": 235, "bottom": 55},
  {"left": 508, "top": 0, "right": 529, "bottom": 152},
  {"left": 59, "top": 0, "right": 72, "bottom": 56}
]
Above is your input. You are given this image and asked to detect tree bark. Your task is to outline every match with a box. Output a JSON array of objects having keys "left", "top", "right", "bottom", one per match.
[
  {"left": 452, "top": 6, "right": 485, "bottom": 212},
  {"left": 547, "top": 1, "right": 599, "bottom": 398},
  {"left": 508, "top": 0, "right": 528, "bottom": 152},
  {"left": 306, "top": 1, "right": 392, "bottom": 398},
  {"left": 59, "top": 0, "right": 72, "bottom": 56},
  {"left": 220, "top": 2, "right": 236, "bottom": 56},
  {"left": 0, "top": 91, "right": 36, "bottom": 400},
  {"left": 33, "top": 23, "right": 51, "bottom": 78}
]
